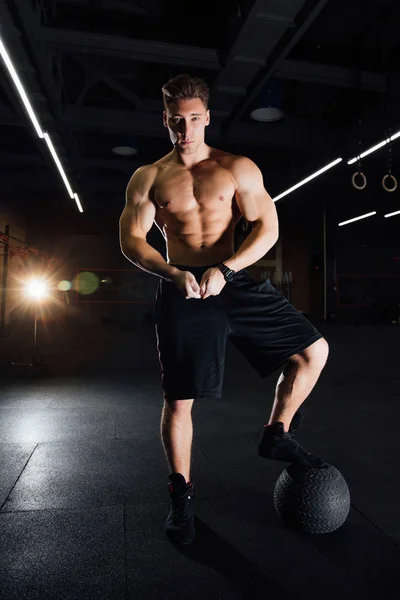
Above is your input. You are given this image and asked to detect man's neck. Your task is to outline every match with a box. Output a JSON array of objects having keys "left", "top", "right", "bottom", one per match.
[{"left": 173, "top": 143, "right": 212, "bottom": 168}]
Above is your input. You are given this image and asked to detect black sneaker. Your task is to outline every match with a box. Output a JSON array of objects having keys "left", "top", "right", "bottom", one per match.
[
  {"left": 258, "top": 422, "right": 326, "bottom": 468},
  {"left": 166, "top": 473, "right": 196, "bottom": 545}
]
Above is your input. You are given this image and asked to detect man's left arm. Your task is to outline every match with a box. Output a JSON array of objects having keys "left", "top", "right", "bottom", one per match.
[
  {"left": 224, "top": 156, "right": 279, "bottom": 273},
  {"left": 199, "top": 156, "right": 278, "bottom": 299}
]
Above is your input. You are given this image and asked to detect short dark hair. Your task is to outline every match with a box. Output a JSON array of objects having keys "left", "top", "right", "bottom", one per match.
[{"left": 161, "top": 74, "right": 209, "bottom": 111}]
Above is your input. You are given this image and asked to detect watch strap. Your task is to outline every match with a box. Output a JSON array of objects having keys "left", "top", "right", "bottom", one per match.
[{"left": 217, "top": 263, "right": 236, "bottom": 281}]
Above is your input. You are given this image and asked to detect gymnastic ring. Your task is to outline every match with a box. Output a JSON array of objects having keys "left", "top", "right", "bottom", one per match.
[
  {"left": 242, "top": 219, "right": 249, "bottom": 232},
  {"left": 382, "top": 174, "right": 398, "bottom": 192},
  {"left": 351, "top": 172, "right": 367, "bottom": 190}
]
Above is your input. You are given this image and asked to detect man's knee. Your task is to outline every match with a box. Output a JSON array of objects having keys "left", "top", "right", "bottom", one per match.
[
  {"left": 290, "top": 337, "right": 329, "bottom": 369},
  {"left": 163, "top": 398, "right": 194, "bottom": 413}
]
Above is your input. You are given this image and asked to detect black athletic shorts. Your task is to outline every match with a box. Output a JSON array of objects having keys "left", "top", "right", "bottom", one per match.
[{"left": 153, "top": 264, "right": 323, "bottom": 402}]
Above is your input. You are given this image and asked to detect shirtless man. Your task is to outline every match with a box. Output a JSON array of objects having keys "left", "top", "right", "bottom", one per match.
[{"left": 119, "top": 74, "right": 329, "bottom": 545}]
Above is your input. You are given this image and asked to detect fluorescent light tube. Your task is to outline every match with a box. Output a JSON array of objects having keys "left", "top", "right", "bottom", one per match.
[
  {"left": 0, "top": 35, "right": 84, "bottom": 211},
  {"left": 272, "top": 158, "right": 343, "bottom": 202},
  {"left": 0, "top": 35, "right": 44, "bottom": 138},
  {"left": 348, "top": 130, "right": 400, "bottom": 165},
  {"left": 73, "top": 193, "right": 83, "bottom": 213},
  {"left": 338, "top": 211, "right": 376, "bottom": 226},
  {"left": 43, "top": 132, "right": 74, "bottom": 198}
]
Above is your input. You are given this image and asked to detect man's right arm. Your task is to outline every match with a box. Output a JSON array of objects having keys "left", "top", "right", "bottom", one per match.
[{"left": 119, "top": 165, "right": 180, "bottom": 281}]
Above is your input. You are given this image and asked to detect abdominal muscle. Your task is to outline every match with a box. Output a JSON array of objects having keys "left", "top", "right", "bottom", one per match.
[
  {"left": 152, "top": 153, "right": 241, "bottom": 267},
  {"left": 158, "top": 211, "right": 238, "bottom": 268},
  {"left": 167, "top": 231, "right": 235, "bottom": 267}
]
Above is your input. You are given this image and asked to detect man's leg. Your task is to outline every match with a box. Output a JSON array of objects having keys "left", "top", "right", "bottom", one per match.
[
  {"left": 267, "top": 338, "right": 329, "bottom": 432},
  {"left": 160, "top": 398, "right": 194, "bottom": 482}
]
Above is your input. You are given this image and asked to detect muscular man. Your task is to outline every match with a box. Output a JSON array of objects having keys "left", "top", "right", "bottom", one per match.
[{"left": 119, "top": 74, "right": 329, "bottom": 545}]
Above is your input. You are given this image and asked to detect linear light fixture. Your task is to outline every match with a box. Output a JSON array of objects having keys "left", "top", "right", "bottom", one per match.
[
  {"left": 338, "top": 211, "right": 377, "bottom": 227},
  {"left": 272, "top": 158, "right": 343, "bottom": 202},
  {"left": 347, "top": 130, "right": 400, "bottom": 165},
  {"left": 384, "top": 210, "right": 400, "bottom": 218},
  {"left": 0, "top": 35, "right": 44, "bottom": 138},
  {"left": 73, "top": 193, "right": 83, "bottom": 213},
  {"left": 43, "top": 133, "right": 74, "bottom": 198},
  {"left": 0, "top": 34, "right": 83, "bottom": 212}
]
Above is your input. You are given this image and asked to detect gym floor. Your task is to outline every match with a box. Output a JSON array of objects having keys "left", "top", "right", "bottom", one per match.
[{"left": 0, "top": 318, "right": 399, "bottom": 599}]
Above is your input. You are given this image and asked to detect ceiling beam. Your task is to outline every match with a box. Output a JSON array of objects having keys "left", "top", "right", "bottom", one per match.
[
  {"left": 211, "top": 0, "right": 306, "bottom": 115},
  {"left": 69, "top": 55, "right": 146, "bottom": 110},
  {"left": 222, "top": 0, "right": 330, "bottom": 134},
  {"left": 37, "top": 24, "right": 394, "bottom": 94},
  {"left": 274, "top": 59, "right": 394, "bottom": 93},
  {"left": 38, "top": 26, "right": 221, "bottom": 70}
]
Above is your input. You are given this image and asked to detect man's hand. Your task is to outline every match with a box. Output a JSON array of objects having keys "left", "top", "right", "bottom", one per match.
[
  {"left": 199, "top": 267, "right": 226, "bottom": 299},
  {"left": 171, "top": 270, "right": 201, "bottom": 299}
]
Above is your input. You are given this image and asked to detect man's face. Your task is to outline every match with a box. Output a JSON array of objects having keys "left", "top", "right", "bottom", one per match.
[{"left": 163, "top": 98, "right": 210, "bottom": 154}]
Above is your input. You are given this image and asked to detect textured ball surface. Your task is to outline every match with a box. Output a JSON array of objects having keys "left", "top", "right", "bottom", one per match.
[{"left": 274, "top": 463, "right": 351, "bottom": 534}]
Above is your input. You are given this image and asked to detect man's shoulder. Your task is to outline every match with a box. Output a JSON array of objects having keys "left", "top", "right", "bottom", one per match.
[
  {"left": 132, "top": 155, "right": 175, "bottom": 183},
  {"left": 213, "top": 149, "right": 255, "bottom": 175},
  {"left": 129, "top": 162, "right": 158, "bottom": 174},
  {"left": 211, "top": 147, "right": 236, "bottom": 163},
  {"left": 126, "top": 163, "right": 160, "bottom": 196},
  {"left": 133, "top": 152, "right": 173, "bottom": 175},
  {"left": 153, "top": 151, "right": 175, "bottom": 168}
]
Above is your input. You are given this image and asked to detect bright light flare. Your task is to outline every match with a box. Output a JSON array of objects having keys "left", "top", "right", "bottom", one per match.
[
  {"left": 25, "top": 279, "right": 48, "bottom": 300},
  {"left": 57, "top": 280, "right": 72, "bottom": 291}
]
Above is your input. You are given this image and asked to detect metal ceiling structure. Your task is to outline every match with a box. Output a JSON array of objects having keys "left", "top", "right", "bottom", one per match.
[{"left": 0, "top": 0, "right": 399, "bottom": 221}]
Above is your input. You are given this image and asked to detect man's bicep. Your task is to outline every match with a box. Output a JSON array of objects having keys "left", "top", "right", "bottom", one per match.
[
  {"left": 120, "top": 199, "right": 156, "bottom": 241},
  {"left": 120, "top": 166, "right": 157, "bottom": 241},
  {"left": 234, "top": 157, "right": 279, "bottom": 234}
]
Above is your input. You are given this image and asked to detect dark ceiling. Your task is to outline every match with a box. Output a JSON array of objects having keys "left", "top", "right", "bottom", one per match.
[{"left": 0, "top": 0, "right": 399, "bottom": 233}]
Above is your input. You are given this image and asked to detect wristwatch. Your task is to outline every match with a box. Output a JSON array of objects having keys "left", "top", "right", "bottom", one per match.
[{"left": 217, "top": 263, "right": 236, "bottom": 282}]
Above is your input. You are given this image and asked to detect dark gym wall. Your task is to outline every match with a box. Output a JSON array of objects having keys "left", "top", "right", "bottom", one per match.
[
  {"left": 25, "top": 210, "right": 164, "bottom": 326},
  {"left": 22, "top": 198, "right": 318, "bottom": 323},
  {"left": 0, "top": 203, "right": 27, "bottom": 327},
  {"left": 280, "top": 211, "right": 320, "bottom": 315},
  {"left": 15, "top": 181, "right": 399, "bottom": 326}
]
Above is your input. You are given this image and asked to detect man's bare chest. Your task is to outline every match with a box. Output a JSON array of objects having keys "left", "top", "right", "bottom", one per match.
[{"left": 152, "top": 166, "right": 236, "bottom": 213}]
